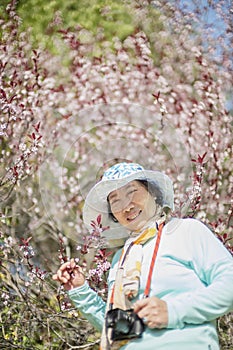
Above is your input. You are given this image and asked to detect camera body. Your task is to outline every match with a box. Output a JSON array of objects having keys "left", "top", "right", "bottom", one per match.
[{"left": 106, "top": 308, "right": 145, "bottom": 341}]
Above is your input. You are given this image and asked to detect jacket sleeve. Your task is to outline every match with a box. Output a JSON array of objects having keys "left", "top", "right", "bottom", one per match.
[
  {"left": 67, "top": 249, "right": 122, "bottom": 331},
  {"left": 68, "top": 282, "right": 106, "bottom": 331},
  {"left": 167, "top": 219, "right": 233, "bottom": 329}
]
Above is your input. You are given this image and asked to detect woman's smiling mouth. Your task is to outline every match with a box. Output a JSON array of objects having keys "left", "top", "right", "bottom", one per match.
[{"left": 126, "top": 210, "right": 142, "bottom": 221}]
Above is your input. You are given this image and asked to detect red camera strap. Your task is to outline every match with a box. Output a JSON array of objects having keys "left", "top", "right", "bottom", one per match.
[{"left": 143, "top": 222, "right": 164, "bottom": 298}]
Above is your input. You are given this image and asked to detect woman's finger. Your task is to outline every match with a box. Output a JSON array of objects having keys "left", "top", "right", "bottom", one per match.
[
  {"left": 52, "top": 259, "right": 86, "bottom": 289},
  {"left": 52, "top": 273, "right": 58, "bottom": 281},
  {"left": 133, "top": 298, "right": 150, "bottom": 313}
]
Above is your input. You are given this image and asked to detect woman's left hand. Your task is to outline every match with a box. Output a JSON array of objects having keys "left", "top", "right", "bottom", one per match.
[{"left": 133, "top": 296, "right": 168, "bottom": 329}]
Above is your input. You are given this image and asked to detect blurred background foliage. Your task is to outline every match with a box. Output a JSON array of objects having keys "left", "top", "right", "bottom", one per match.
[
  {"left": 0, "top": 0, "right": 164, "bottom": 58},
  {"left": 0, "top": 0, "right": 232, "bottom": 349},
  {"left": 1, "top": 0, "right": 135, "bottom": 50}
]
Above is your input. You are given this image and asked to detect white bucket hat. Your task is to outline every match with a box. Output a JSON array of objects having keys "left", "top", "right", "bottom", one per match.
[{"left": 83, "top": 162, "right": 174, "bottom": 247}]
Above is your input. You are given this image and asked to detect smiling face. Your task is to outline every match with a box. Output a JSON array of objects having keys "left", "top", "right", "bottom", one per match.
[{"left": 108, "top": 180, "right": 158, "bottom": 232}]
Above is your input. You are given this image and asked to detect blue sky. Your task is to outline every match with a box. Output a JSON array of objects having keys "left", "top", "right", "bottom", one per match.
[{"left": 177, "top": 0, "right": 233, "bottom": 111}]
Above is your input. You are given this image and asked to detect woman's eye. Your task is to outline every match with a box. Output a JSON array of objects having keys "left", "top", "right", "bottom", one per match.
[
  {"left": 110, "top": 199, "right": 119, "bottom": 206},
  {"left": 127, "top": 189, "right": 137, "bottom": 195}
]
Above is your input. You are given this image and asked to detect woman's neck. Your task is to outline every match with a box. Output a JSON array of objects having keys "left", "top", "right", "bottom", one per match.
[{"left": 129, "top": 210, "right": 166, "bottom": 237}]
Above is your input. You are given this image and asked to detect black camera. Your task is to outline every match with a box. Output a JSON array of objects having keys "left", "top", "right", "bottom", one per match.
[{"left": 106, "top": 308, "right": 145, "bottom": 341}]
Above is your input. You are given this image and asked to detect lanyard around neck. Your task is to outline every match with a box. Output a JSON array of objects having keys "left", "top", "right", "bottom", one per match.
[
  {"left": 110, "top": 222, "right": 164, "bottom": 305},
  {"left": 143, "top": 222, "right": 164, "bottom": 298}
]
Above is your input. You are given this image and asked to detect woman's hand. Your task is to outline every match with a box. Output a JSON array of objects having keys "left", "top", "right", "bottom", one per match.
[
  {"left": 134, "top": 296, "right": 168, "bottom": 329},
  {"left": 52, "top": 258, "right": 85, "bottom": 291}
]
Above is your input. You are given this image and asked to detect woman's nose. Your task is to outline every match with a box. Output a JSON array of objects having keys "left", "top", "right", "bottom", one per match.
[{"left": 123, "top": 201, "right": 134, "bottom": 212}]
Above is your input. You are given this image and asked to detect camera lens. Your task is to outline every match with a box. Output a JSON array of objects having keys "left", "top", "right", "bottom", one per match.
[{"left": 115, "top": 319, "right": 130, "bottom": 334}]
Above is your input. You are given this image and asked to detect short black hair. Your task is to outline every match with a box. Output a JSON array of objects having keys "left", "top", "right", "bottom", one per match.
[
  {"left": 107, "top": 179, "right": 164, "bottom": 222},
  {"left": 139, "top": 179, "right": 163, "bottom": 206}
]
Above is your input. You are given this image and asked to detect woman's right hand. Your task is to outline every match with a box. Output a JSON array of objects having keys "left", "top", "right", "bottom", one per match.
[{"left": 52, "top": 258, "right": 86, "bottom": 291}]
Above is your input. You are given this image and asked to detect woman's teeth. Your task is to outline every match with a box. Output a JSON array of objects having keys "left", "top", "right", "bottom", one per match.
[{"left": 127, "top": 211, "right": 141, "bottom": 221}]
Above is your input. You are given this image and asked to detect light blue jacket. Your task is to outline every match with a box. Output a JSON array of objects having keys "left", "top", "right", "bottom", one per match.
[{"left": 68, "top": 218, "right": 233, "bottom": 349}]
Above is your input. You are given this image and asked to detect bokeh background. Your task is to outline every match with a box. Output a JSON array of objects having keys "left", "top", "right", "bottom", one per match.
[{"left": 0, "top": 1, "right": 232, "bottom": 349}]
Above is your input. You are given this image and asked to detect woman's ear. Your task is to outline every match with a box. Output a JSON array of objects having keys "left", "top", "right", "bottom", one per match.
[
  {"left": 107, "top": 197, "right": 118, "bottom": 222},
  {"left": 110, "top": 213, "right": 118, "bottom": 223}
]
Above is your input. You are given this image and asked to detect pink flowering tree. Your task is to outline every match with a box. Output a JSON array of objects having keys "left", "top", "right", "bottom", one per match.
[{"left": 0, "top": 0, "right": 232, "bottom": 348}]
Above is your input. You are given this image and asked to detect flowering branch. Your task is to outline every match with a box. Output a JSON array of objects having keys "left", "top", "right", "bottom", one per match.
[
  {"left": 76, "top": 215, "right": 111, "bottom": 298},
  {"left": 55, "top": 215, "right": 111, "bottom": 310},
  {"left": 188, "top": 152, "right": 208, "bottom": 217}
]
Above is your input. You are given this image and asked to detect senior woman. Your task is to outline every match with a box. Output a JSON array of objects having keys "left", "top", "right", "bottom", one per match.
[{"left": 53, "top": 162, "right": 233, "bottom": 350}]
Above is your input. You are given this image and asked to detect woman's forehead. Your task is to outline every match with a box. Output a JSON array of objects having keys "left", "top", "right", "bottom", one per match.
[{"left": 108, "top": 180, "right": 142, "bottom": 200}]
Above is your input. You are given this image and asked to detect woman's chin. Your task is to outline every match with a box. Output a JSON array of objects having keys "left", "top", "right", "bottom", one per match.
[{"left": 126, "top": 219, "right": 146, "bottom": 232}]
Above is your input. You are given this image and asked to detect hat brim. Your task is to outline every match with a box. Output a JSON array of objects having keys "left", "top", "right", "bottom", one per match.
[{"left": 83, "top": 170, "right": 174, "bottom": 247}]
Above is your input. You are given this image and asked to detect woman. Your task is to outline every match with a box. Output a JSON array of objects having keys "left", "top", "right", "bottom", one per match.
[{"left": 53, "top": 162, "right": 233, "bottom": 350}]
